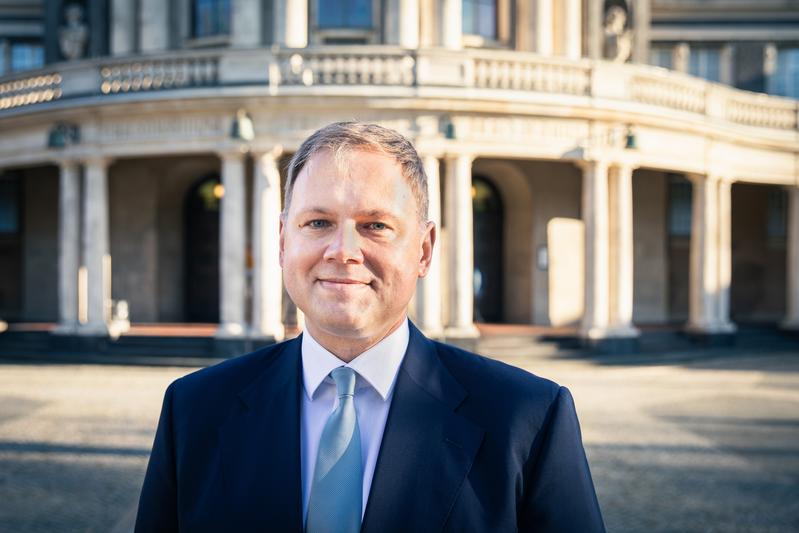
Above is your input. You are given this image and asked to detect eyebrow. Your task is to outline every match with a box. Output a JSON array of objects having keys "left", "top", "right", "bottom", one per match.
[{"left": 295, "top": 207, "right": 400, "bottom": 220}]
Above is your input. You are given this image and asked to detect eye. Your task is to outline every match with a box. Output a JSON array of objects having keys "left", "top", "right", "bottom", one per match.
[
  {"left": 307, "top": 219, "right": 330, "bottom": 229},
  {"left": 366, "top": 222, "right": 387, "bottom": 231}
]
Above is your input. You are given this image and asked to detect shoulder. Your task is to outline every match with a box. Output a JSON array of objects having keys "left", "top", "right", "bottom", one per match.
[
  {"left": 432, "top": 340, "right": 561, "bottom": 401},
  {"left": 430, "top": 340, "right": 565, "bottom": 427},
  {"left": 167, "top": 338, "right": 297, "bottom": 407}
]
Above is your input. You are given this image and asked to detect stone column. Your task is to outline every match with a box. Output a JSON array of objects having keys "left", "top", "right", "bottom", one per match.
[
  {"left": 717, "top": 179, "right": 734, "bottom": 330},
  {"left": 580, "top": 160, "right": 610, "bottom": 339},
  {"left": 111, "top": 0, "right": 135, "bottom": 55},
  {"left": 632, "top": 0, "right": 651, "bottom": 64},
  {"left": 783, "top": 187, "right": 799, "bottom": 329},
  {"left": 139, "top": 0, "right": 169, "bottom": 52},
  {"left": 217, "top": 150, "right": 248, "bottom": 337},
  {"left": 416, "top": 155, "right": 443, "bottom": 337},
  {"left": 608, "top": 164, "right": 638, "bottom": 336},
  {"left": 275, "top": 0, "right": 308, "bottom": 47},
  {"left": 399, "top": 0, "right": 420, "bottom": 48},
  {"left": 536, "top": 0, "right": 554, "bottom": 55},
  {"left": 562, "top": 0, "right": 581, "bottom": 59},
  {"left": 441, "top": 0, "right": 462, "bottom": 50},
  {"left": 688, "top": 174, "right": 716, "bottom": 331},
  {"left": 585, "top": 0, "right": 602, "bottom": 59},
  {"left": 687, "top": 174, "right": 734, "bottom": 334},
  {"left": 251, "top": 149, "right": 284, "bottom": 341},
  {"left": 232, "top": 0, "right": 261, "bottom": 47},
  {"left": 55, "top": 160, "right": 81, "bottom": 334},
  {"left": 444, "top": 154, "right": 478, "bottom": 337},
  {"left": 79, "top": 157, "right": 111, "bottom": 336}
]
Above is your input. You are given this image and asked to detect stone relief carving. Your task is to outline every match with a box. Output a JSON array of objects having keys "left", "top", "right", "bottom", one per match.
[
  {"left": 99, "top": 117, "right": 225, "bottom": 142},
  {"left": 603, "top": 4, "right": 633, "bottom": 63},
  {"left": 59, "top": 3, "right": 88, "bottom": 60}
]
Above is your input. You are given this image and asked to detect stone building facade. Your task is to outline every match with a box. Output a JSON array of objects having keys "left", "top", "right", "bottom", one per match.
[{"left": 0, "top": 0, "right": 798, "bottom": 347}]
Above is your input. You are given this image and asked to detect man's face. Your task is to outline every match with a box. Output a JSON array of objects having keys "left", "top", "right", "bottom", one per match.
[{"left": 280, "top": 148, "right": 434, "bottom": 344}]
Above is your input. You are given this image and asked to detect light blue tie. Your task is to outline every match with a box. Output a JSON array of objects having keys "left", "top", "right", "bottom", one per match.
[{"left": 306, "top": 367, "right": 363, "bottom": 533}]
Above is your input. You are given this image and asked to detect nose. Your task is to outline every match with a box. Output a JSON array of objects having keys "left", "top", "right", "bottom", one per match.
[{"left": 323, "top": 221, "right": 364, "bottom": 264}]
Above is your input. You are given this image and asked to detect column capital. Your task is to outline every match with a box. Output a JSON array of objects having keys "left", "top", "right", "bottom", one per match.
[
  {"left": 217, "top": 144, "right": 250, "bottom": 161},
  {"left": 252, "top": 145, "right": 284, "bottom": 161},
  {"left": 82, "top": 155, "right": 113, "bottom": 169},
  {"left": 574, "top": 158, "right": 609, "bottom": 174},
  {"left": 444, "top": 152, "right": 475, "bottom": 165}
]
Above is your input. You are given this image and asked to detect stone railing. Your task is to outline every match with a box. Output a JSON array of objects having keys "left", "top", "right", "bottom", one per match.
[
  {"left": 0, "top": 47, "right": 796, "bottom": 133},
  {"left": 723, "top": 89, "right": 798, "bottom": 130},
  {"left": 0, "top": 72, "right": 62, "bottom": 111},
  {"left": 630, "top": 69, "right": 706, "bottom": 115},
  {"left": 273, "top": 49, "right": 415, "bottom": 87},
  {"left": 99, "top": 54, "right": 219, "bottom": 94},
  {"left": 470, "top": 53, "right": 590, "bottom": 95}
]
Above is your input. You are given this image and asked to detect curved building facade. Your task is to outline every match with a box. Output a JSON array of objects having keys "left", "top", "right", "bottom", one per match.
[{"left": 0, "top": 0, "right": 798, "bottom": 347}]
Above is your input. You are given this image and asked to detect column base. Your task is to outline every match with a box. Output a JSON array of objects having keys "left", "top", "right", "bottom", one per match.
[
  {"left": 248, "top": 324, "right": 285, "bottom": 343},
  {"left": 76, "top": 322, "right": 110, "bottom": 337},
  {"left": 417, "top": 322, "right": 445, "bottom": 340},
  {"left": 579, "top": 324, "right": 640, "bottom": 354},
  {"left": 52, "top": 322, "right": 79, "bottom": 335},
  {"left": 685, "top": 321, "right": 737, "bottom": 335},
  {"left": 216, "top": 322, "right": 246, "bottom": 338},
  {"left": 444, "top": 323, "right": 480, "bottom": 339},
  {"left": 684, "top": 321, "right": 736, "bottom": 347}
]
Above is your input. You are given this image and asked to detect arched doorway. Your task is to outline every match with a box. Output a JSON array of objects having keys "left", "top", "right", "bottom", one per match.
[
  {"left": 184, "top": 175, "right": 221, "bottom": 322},
  {"left": 472, "top": 175, "right": 504, "bottom": 322}
]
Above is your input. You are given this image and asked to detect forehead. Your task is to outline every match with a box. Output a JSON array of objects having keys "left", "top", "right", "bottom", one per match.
[{"left": 292, "top": 148, "right": 412, "bottom": 205}]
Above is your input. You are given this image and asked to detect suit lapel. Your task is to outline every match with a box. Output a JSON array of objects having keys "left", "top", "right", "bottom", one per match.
[
  {"left": 218, "top": 337, "right": 304, "bottom": 531},
  {"left": 362, "top": 325, "right": 485, "bottom": 532}
]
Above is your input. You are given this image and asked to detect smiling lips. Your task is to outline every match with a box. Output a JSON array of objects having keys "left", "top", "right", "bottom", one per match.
[{"left": 317, "top": 278, "right": 371, "bottom": 288}]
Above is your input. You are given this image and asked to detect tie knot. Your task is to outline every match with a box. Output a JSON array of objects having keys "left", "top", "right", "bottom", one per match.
[{"left": 331, "top": 366, "right": 357, "bottom": 398}]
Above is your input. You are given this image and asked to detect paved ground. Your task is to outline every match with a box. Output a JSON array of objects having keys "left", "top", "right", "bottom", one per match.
[{"left": 0, "top": 344, "right": 798, "bottom": 532}]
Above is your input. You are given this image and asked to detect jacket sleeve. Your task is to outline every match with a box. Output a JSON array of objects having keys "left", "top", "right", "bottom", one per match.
[
  {"left": 518, "top": 386, "right": 606, "bottom": 533},
  {"left": 135, "top": 381, "right": 179, "bottom": 533}
]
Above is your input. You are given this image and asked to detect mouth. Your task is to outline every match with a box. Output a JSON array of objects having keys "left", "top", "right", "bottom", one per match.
[{"left": 317, "top": 278, "right": 371, "bottom": 289}]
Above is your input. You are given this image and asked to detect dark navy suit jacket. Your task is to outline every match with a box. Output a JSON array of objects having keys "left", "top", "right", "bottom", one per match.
[{"left": 135, "top": 323, "right": 605, "bottom": 532}]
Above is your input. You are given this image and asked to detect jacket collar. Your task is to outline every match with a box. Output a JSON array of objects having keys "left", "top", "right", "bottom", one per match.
[
  {"left": 362, "top": 323, "right": 485, "bottom": 532},
  {"left": 217, "top": 323, "right": 485, "bottom": 532}
]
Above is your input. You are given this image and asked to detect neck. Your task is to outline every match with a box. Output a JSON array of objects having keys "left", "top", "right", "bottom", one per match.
[{"left": 306, "top": 317, "right": 406, "bottom": 362}]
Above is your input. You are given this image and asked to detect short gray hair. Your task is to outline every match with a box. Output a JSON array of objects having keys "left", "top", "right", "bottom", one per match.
[{"left": 284, "top": 122, "right": 428, "bottom": 221}]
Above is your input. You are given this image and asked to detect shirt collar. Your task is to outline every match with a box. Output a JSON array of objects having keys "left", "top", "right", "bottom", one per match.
[{"left": 301, "top": 319, "right": 409, "bottom": 402}]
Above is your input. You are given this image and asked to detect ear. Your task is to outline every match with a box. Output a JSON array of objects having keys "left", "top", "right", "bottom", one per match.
[
  {"left": 418, "top": 221, "right": 436, "bottom": 277},
  {"left": 279, "top": 215, "right": 286, "bottom": 267}
]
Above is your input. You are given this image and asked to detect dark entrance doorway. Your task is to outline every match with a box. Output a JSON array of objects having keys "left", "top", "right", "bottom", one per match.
[
  {"left": 0, "top": 173, "right": 22, "bottom": 320},
  {"left": 184, "top": 175, "right": 221, "bottom": 322},
  {"left": 472, "top": 175, "right": 504, "bottom": 322}
]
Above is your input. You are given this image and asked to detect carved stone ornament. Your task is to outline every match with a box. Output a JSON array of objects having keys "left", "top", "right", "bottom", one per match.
[
  {"left": 59, "top": 4, "right": 88, "bottom": 60},
  {"left": 603, "top": 4, "right": 633, "bottom": 63}
]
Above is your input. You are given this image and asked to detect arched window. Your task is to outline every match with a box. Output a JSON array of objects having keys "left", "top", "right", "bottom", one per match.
[{"left": 193, "top": 0, "right": 231, "bottom": 38}]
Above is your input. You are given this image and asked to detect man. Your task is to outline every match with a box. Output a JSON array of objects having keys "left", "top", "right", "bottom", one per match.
[{"left": 135, "top": 122, "right": 605, "bottom": 532}]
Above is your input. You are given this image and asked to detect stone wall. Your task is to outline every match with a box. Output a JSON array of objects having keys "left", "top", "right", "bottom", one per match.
[{"left": 633, "top": 169, "right": 668, "bottom": 323}]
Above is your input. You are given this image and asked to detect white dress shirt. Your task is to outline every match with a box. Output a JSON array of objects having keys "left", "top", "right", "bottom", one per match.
[{"left": 300, "top": 319, "right": 409, "bottom": 522}]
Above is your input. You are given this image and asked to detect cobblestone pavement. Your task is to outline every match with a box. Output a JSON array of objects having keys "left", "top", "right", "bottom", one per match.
[{"left": 1, "top": 346, "right": 798, "bottom": 532}]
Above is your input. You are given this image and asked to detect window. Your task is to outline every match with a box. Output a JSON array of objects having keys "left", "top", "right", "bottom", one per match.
[
  {"left": 463, "top": 0, "right": 497, "bottom": 40},
  {"left": 193, "top": 0, "right": 231, "bottom": 38},
  {"left": 766, "top": 47, "right": 799, "bottom": 99},
  {"left": 767, "top": 188, "right": 787, "bottom": 240},
  {"left": 649, "top": 46, "right": 672, "bottom": 69},
  {"left": 689, "top": 47, "right": 721, "bottom": 83},
  {"left": 10, "top": 42, "right": 44, "bottom": 73},
  {"left": 668, "top": 178, "right": 692, "bottom": 237},
  {"left": 317, "top": 0, "right": 373, "bottom": 29}
]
